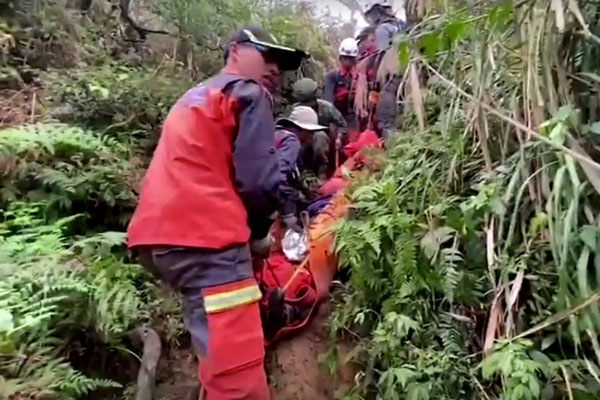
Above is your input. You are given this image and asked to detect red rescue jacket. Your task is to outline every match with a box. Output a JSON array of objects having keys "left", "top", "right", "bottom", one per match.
[
  {"left": 324, "top": 67, "right": 354, "bottom": 118},
  {"left": 128, "top": 70, "right": 281, "bottom": 249}
]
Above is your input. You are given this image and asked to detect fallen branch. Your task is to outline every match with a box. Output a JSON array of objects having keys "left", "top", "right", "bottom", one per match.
[
  {"left": 132, "top": 326, "right": 162, "bottom": 400},
  {"left": 119, "top": 0, "right": 170, "bottom": 41}
]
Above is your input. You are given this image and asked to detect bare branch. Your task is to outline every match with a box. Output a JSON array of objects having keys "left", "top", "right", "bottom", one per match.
[{"left": 118, "top": 0, "right": 170, "bottom": 40}]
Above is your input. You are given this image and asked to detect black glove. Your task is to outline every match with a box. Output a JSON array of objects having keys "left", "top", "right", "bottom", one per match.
[
  {"left": 248, "top": 214, "right": 275, "bottom": 240},
  {"left": 250, "top": 234, "right": 272, "bottom": 258}
]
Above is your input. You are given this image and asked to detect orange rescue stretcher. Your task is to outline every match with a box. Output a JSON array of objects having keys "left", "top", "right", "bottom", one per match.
[{"left": 254, "top": 130, "right": 382, "bottom": 345}]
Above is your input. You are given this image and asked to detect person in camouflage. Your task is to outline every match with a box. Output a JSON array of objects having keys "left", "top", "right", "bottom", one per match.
[
  {"left": 292, "top": 78, "right": 347, "bottom": 179},
  {"left": 363, "top": 1, "right": 409, "bottom": 142},
  {"left": 275, "top": 106, "right": 328, "bottom": 231},
  {"left": 355, "top": 26, "right": 379, "bottom": 133}
]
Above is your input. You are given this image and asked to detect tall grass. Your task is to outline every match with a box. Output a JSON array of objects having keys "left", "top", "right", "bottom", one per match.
[{"left": 331, "top": 1, "right": 600, "bottom": 398}]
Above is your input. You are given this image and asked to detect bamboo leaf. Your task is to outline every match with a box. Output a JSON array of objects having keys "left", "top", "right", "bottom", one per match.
[
  {"left": 516, "top": 291, "right": 600, "bottom": 340},
  {"left": 581, "top": 226, "right": 598, "bottom": 249},
  {"left": 568, "top": 139, "right": 600, "bottom": 196},
  {"left": 409, "top": 63, "right": 425, "bottom": 133},
  {"left": 577, "top": 247, "right": 591, "bottom": 300},
  {"left": 541, "top": 334, "right": 557, "bottom": 351},
  {"left": 0, "top": 309, "right": 14, "bottom": 332}
]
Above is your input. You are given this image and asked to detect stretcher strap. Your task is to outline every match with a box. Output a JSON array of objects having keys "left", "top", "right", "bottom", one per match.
[{"left": 282, "top": 256, "right": 311, "bottom": 292}]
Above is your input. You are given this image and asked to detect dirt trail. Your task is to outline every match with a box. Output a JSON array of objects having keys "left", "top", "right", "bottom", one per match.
[
  {"left": 153, "top": 303, "right": 357, "bottom": 400},
  {"left": 268, "top": 304, "right": 334, "bottom": 400},
  {"left": 154, "top": 348, "right": 199, "bottom": 400},
  {"left": 268, "top": 303, "right": 359, "bottom": 400}
]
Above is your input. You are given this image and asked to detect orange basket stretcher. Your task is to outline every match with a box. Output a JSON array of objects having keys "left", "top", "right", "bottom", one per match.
[{"left": 256, "top": 130, "right": 382, "bottom": 345}]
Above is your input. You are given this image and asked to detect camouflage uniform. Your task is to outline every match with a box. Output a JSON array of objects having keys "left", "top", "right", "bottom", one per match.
[
  {"left": 292, "top": 78, "right": 347, "bottom": 179},
  {"left": 374, "top": 19, "right": 403, "bottom": 142},
  {"left": 291, "top": 99, "right": 346, "bottom": 180}
]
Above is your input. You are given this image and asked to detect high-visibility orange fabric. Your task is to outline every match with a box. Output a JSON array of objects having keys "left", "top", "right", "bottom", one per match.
[
  {"left": 199, "top": 297, "right": 269, "bottom": 399},
  {"left": 319, "top": 130, "right": 382, "bottom": 196}
]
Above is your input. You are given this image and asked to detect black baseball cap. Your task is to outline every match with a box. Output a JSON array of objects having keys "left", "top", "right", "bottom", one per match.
[{"left": 227, "top": 26, "right": 308, "bottom": 71}]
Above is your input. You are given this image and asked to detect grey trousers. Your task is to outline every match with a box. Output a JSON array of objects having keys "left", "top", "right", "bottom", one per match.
[
  {"left": 376, "top": 75, "right": 402, "bottom": 142},
  {"left": 136, "top": 245, "right": 254, "bottom": 355}
]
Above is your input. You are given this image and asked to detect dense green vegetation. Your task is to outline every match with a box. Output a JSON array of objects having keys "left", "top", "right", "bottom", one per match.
[
  {"left": 6, "top": 0, "right": 600, "bottom": 399},
  {"left": 0, "top": 0, "right": 335, "bottom": 398},
  {"left": 327, "top": 1, "right": 600, "bottom": 399}
]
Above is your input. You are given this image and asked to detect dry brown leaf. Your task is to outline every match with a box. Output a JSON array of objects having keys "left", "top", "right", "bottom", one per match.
[
  {"left": 552, "top": 0, "right": 566, "bottom": 33},
  {"left": 409, "top": 63, "right": 425, "bottom": 132},
  {"left": 484, "top": 291, "right": 503, "bottom": 355},
  {"left": 568, "top": 138, "right": 600, "bottom": 196},
  {"left": 353, "top": 58, "right": 370, "bottom": 119},
  {"left": 507, "top": 269, "right": 525, "bottom": 311}
]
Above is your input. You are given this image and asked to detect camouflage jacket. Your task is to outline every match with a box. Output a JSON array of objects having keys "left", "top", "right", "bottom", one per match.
[{"left": 294, "top": 99, "right": 347, "bottom": 138}]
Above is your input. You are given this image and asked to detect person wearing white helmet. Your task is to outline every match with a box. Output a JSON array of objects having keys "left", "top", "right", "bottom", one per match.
[
  {"left": 338, "top": 37, "right": 359, "bottom": 61},
  {"left": 324, "top": 37, "right": 359, "bottom": 135}
]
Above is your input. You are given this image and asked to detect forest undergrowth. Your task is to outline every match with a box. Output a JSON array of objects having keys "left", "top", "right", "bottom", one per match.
[
  {"left": 326, "top": 1, "right": 600, "bottom": 399},
  {"left": 0, "top": 0, "right": 337, "bottom": 398},
  {"left": 6, "top": 0, "right": 600, "bottom": 399}
]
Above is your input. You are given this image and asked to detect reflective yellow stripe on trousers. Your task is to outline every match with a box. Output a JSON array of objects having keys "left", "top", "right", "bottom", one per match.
[{"left": 204, "top": 285, "right": 262, "bottom": 313}]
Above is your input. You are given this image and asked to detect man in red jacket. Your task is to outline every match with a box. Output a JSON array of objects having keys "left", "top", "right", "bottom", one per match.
[
  {"left": 324, "top": 37, "right": 359, "bottom": 130},
  {"left": 127, "top": 27, "right": 305, "bottom": 399}
]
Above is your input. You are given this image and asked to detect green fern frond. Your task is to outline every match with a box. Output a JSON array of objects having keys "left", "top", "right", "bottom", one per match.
[{"left": 439, "top": 248, "right": 464, "bottom": 304}]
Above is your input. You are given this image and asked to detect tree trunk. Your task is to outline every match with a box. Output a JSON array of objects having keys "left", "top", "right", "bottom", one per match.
[{"left": 80, "top": 0, "right": 93, "bottom": 11}]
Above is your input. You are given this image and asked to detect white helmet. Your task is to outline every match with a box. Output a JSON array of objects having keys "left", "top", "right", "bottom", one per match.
[{"left": 338, "top": 38, "right": 359, "bottom": 58}]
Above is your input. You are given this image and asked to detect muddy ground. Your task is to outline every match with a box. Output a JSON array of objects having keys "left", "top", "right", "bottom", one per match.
[{"left": 152, "top": 302, "right": 358, "bottom": 400}]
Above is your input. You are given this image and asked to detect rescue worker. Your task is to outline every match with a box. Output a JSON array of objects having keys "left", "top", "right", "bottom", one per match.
[
  {"left": 127, "top": 27, "right": 305, "bottom": 399},
  {"left": 364, "top": 0, "right": 407, "bottom": 52},
  {"left": 275, "top": 105, "right": 328, "bottom": 232},
  {"left": 357, "top": 26, "right": 377, "bottom": 58},
  {"left": 363, "top": 0, "right": 408, "bottom": 141},
  {"left": 355, "top": 26, "right": 379, "bottom": 132},
  {"left": 293, "top": 78, "right": 347, "bottom": 179},
  {"left": 324, "top": 38, "right": 359, "bottom": 130}
]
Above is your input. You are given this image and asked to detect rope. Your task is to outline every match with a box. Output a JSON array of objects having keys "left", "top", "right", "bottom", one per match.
[{"left": 282, "top": 255, "right": 311, "bottom": 293}]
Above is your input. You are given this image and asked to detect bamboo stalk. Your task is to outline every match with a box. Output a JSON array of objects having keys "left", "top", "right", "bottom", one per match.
[
  {"left": 423, "top": 62, "right": 600, "bottom": 173},
  {"left": 561, "top": 365, "right": 574, "bottom": 400},
  {"left": 514, "top": 290, "right": 600, "bottom": 340},
  {"left": 30, "top": 92, "right": 36, "bottom": 124}
]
